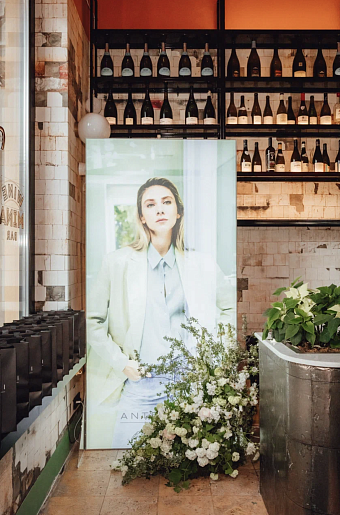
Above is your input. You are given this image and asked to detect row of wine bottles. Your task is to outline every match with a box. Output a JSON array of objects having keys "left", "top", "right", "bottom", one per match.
[
  {"left": 241, "top": 138, "right": 340, "bottom": 173},
  {"left": 100, "top": 42, "right": 214, "bottom": 78},
  {"left": 104, "top": 87, "right": 216, "bottom": 125},
  {"left": 228, "top": 92, "right": 340, "bottom": 125}
]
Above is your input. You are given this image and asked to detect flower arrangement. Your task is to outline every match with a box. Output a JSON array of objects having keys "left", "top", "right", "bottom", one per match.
[{"left": 112, "top": 318, "right": 259, "bottom": 491}]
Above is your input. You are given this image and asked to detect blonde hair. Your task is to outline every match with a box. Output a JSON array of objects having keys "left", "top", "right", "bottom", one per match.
[{"left": 130, "top": 177, "right": 184, "bottom": 252}]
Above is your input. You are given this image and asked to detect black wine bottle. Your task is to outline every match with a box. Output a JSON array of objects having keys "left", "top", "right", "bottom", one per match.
[
  {"left": 160, "top": 84, "right": 173, "bottom": 125},
  {"left": 266, "top": 137, "right": 275, "bottom": 172},
  {"left": 240, "top": 139, "right": 251, "bottom": 172},
  {"left": 252, "top": 142, "right": 262, "bottom": 172},
  {"left": 275, "top": 142, "right": 285, "bottom": 172},
  {"left": 323, "top": 143, "right": 330, "bottom": 172},
  {"left": 238, "top": 95, "right": 248, "bottom": 124},
  {"left": 251, "top": 93, "right": 262, "bottom": 124},
  {"left": 227, "top": 92, "right": 237, "bottom": 125},
  {"left": 276, "top": 93, "right": 287, "bottom": 125},
  {"left": 333, "top": 41, "right": 340, "bottom": 76},
  {"left": 293, "top": 46, "right": 306, "bottom": 77},
  {"left": 104, "top": 90, "right": 117, "bottom": 125},
  {"left": 141, "top": 86, "right": 154, "bottom": 125},
  {"left": 290, "top": 139, "right": 301, "bottom": 172},
  {"left": 335, "top": 140, "right": 340, "bottom": 173},
  {"left": 185, "top": 86, "right": 198, "bottom": 125},
  {"left": 122, "top": 42, "right": 134, "bottom": 77},
  {"left": 247, "top": 40, "right": 261, "bottom": 77},
  {"left": 270, "top": 48, "right": 282, "bottom": 78},
  {"left": 203, "top": 91, "right": 216, "bottom": 124},
  {"left": 301, "top": 141, "right": 309, "bottom": 172},
  {"left": 313, "top": 47, "right": 327, "bottom": 78},
  {"left": 227, "top": 48, "right": 240, "bottom": 78},
  {"left": 124, "top": 89, "right": 136, "bottom": 125},
  {"left": 287, "top": 96, "right": 296, "bottom": 124},
  {"left": 263, "top": 95, "right": 273, "bottom": 124},
  {"left": 312, "top": 139, "right": 323, "bottom": 172},
  {"left": 157, "top": 41, "right": 170, "bottom": 77},
  {"left": 101, "top": 43, "right": 114, "bottom": 77},
  {"left": 308, "top": 95, "right": 318, "bottom": 124},
  {"left": 179, "top": 41, "right": 191, "bottom": 77},
  {"left": 297, "top": 93, "right": 308, "bottom": 125},
  {"left": 320, "top": 93, "right": 332, "bottom": 125},
  {"left": 140, "top": 40, "right": 153, "bottom": 77},
  {"left": 201, "top": 42, "right": 214, "bottom": 76}
]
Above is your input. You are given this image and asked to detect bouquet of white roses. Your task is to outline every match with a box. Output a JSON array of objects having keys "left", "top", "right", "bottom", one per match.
[{"left": 113, "top": 318, "right": 259, "bottom": 491}]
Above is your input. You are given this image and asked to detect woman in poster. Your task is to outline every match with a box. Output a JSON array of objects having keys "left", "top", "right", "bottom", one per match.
[{"left": 87, "top": 177, "right": 234, "bottom": 448}]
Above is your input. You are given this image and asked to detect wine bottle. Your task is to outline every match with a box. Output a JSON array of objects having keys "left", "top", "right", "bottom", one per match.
[
  {"left": 263, "top": 96, "right": 273, "bottom": 124},
  {"left": 185, "top": 86, "right": 198, "bottom": 125},
  {"left": 160, "top": 84, "right": 173, "bottom": 125},
  {"left": 227, "top": 48, "right": 240, "bottom": 78},
  {"left": 335, "top": 140, "right": 340, "bottom": 172},
  {"left": 140, "top": 40, "right": 153, "bottom": 77},
  {"left": 240, "top": 140, "right": 251, "bottom": 172},
  {"left": 334, "top": 93, "right": 340, "bottom": 124},
  {"left": 322, "top": 143, "right": 330, "bottom": 172},
  {"left": 312, "top": 139, "right": 323, "bottom": 172},
  {"left": 238, "top": 95, "right": 248, "bottom": 124},
  {"left": 293, "top": 46, "right": 306, "bottom": 77},
  {"left": 320, "top": 92, "right": 332, "bottom": 125},
  {"left": 301, "top": 141, "right": 309, "bottom": 172},
  {"left": 124, "top": 89, "right": 136, "bottom": 125},
  {"left": 227, "top": 92, "right": 237, "bottom": 124},
  {"left": 179, "top": 41, "right": 191, "bottom": 77},
  {"left": 247, "top": 40, "right": 261, "bottom": 77},
  {"left": 270, "top": 48, "right": 282, "bottom": 78},
  {"left": 276, "top": 93, "right": 287, "bottom": 124},
  {"left": 104, "top": 90, "right": 117, "bottom": 125},
  {"left": 122, "top": 42, "right": 134, "bottom": 77},
  {"left": 101, "top": 43, "right": 114, "bottom": 76},
  {"left": 297, "top": 93, "right": 308, "bottom": 125},
  {"left": 290, "top": 139, "right": 301, "bottom": 172},
  {"left": 157, "top": 41, "right": 170, "bottom": 77},
  {"left": 203, "top": 91, "right": 216, "bottom": 124},
  {"left": 265, "top": 137, "right": 276, "bottom": 172},
  {"left": 308, "top": 95, "right": 318, "bottom": 124},
  {"left": 201, "top": 42, "right": 214, "bottom": 76},
  {"left": 313, "top": 47, "right": 327, "bottom": 78},
  {"left": 252, "top": 142, "right": 262, "bottom": 172},
  {"left": 251, "top": 93, "right": 262, "bottom": 124},
  {"left": 275, "top": 142, "right": 285, "bottom": 172},
  {"left": 287, "top": 96, "right": 296, "bottom": 124},
  {"left": 141, "top": 86, "right": 154, "bottom": 125},
  {"left": 333, "top": 41, "right": 340, "bottom": 76}
]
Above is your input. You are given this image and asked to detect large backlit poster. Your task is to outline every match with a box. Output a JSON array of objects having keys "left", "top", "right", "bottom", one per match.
[{"left": 86, "top": 140, "right": 237, "bottom": 449}]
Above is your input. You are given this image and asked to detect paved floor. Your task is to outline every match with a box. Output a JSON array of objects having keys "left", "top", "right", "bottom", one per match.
[{"left": 40, "top": 446, "right": 268, "bottom": 515}]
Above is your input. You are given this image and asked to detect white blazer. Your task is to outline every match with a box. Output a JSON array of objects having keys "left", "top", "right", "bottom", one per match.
[{"left": 86, "top": 246, "right": 236, "bottom": 409}]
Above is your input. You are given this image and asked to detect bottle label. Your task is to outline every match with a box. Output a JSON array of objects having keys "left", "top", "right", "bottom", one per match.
[
  {"left": 290, "top": 161, "right": 302, "bottom": 172},
  {"left": 309, "top": 116, "right": 318, "bottom": 125},
  {"left": 253, "top": 115, "right": 262, "bottom": 124},
  {"left": 101, "top": 68, "right": 113, "bottom": 76},
  {"left": 227, "top": 116, "right": 237, "bottom": 125},
  {"left": 336, "top": 161, "right": 340, "bottom": 173},
  {"left": 241, "top": 162, "right": 251, "bottom": 172},
  {"left": 122, "top": 68, "right": 133, "bottom": 77},
  {"left": 294, "top": 70, "right": 307, "bottom": 77},
  {"left": 277, "top": 113, "right": 287, "bottom": 124},
  {"left": 232, "top": 71, "right": 240, "bottom": 78},
  {"left": 179, "top": 67, "right": 191, "bottom": 76},
  {"left": 253, "top": 165, "right": 262, "bottom": 172},
  {"left": 318, "top": 71, "right": 325, "bottom": 78},
  {"left": 324, "top": 163, "right": 330, "bottom": 172},
  {"left": 251, "top": 68, "right": 260, "bottom": 77},
  {"left": 203, "top": 117, "right": 216, "bottom": 125},
  {"left": 160, "top": 118, "right": 173, "bottom": 125},
  {"left": 264, "top": 116, "right": 273, "bottom": 124},
  {"left": 320, "top": 115, "right": 332, "bottom": 125},
  {"left": 186, "top": 117, "right": 198, "bottom": 125},
  {"left": 298, "top": 115, "right": 308, "bottom": 125},
  {"left": 314, "top": 162, "right": 324, "bottom": 173},
  {"left": 267, "top": 151, "right": 275, "bottom": 170},
  {"left": 335, "top": 67, "right": 340, "bottom": 76},
  {"left": 274, "top": 70, "right": 282, "bottom": 77},
  {"left": 142, "top": 117, "right": 153, "bottom": 125},
  {"left": 302, "top": 162, "right": 309, "bottom": 172},
  {"left": 106, "top": 117, "right": 116, "bottom": 125},
  {"left": 275, "top": 163, "right": 285, "bottom": 172},
  {"left": 159, "top": 67, "right": 170, "bottom": 76},
  {"left": 238, "top": 116, "right": 248, "bottom": 124},
  {"left": 125, "top": 118, "right": 134, "bottom": 125},
  {"left": 201, "top": 67, "right": 213, "bottom": 76},
  {"left": 141, "top": 68, "right": 152, "bottom": 77},
  {"left": 335, "top": 107, "right": 340, "bottom": 121},
  {"left": 288, "top": 120, "right": 296, "bottom": 125}
]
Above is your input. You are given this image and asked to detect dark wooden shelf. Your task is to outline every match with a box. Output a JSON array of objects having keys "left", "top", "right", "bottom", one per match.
[
  {"left": 225, "top": 78, "right": 340, "bottom": 93},
  {"left": 92, "top": 76, "right": 218, "bottom": 95},
  {"left": 237, "top": 219, "right": 340, "bottom": 227},
  {"left": 237, "top": 172, "right": 340, "bottom": 182},
  {"left": 226, "top": 125, "right": 340, "bottom": 138},
  {"left": 109, "top": 124, "right": 220, "bottom": 138},
  {"left": 225, "top": 30, "right": 340, "bottom": 49}
]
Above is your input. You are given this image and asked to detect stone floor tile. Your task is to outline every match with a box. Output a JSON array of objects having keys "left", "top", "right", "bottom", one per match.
[
  {"left": 158, "top": 495, "right": 215, "bottom": 515},
  {"left": 40, "top": 496, "right": 104, "bottom": 515},
  {"left": 77, "top": 450, "right": 118, "bottom": 471},
  {"left": 159, "top": 476, "right": 211, "bottom": 496},
  {"left": 53, "top": 470, "right": 111, "bottom": 497},
  {"left": 212, "top": 495, "right": 268, "bottom": 515},
  {"left": 105, "top": 472, "right": 160, "bottom": 497},
  {"left": 100, "top": 496, "right": 158, "bottom": 515},
  {"left": 210, "top": 469, "right": 260, "bottom": 497}
]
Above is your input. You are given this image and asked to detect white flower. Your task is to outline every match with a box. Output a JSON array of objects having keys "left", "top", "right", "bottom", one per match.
[
  {"left": 232, "top": 452, "right": 240, "bottom": 462},
  {"left": 181, "top": 437, "right": 189, "bottom": 445},
  {"left": 202, "top": 438, "right": 210, "bottom": 449},
  {"left": 185, "top": 449, "right": 197, "bottom": 461},
  {"left": 111, "top": 460, "right": 120, "bottom": 470},
  {"left": 209, "top": 442, "right": 220, "bottom": 452},
  {"left": 170, "top": 410, "right": 180, "bottom": 421},
  {"left": 230, "top": 469, "right": 239, "bottom": 478},
  {"left": 121, "top": 465, "right": 128, "bottom": 477},
  {"left": 150, "top": 437, "right": 162, "bottom": 449},
  {"left": 228, "top": 395, "right": 241, "bottom": 406},
  {"left": 197, "top": 456, "right": 209, "bottom": 467},
  {"left": 210, "top": 473, "right": 219, "bottom": 480},
  {"left": 161, "top": 441, "right": 172, "bottom": 454},
  {"left": 174, "top": 427, "right": 187, "bottom": 437},
  {"left": 206, "top": 449, "right": 218, "bottom": 460},
  {"left": 198, "top": 407, "right": 212, "bottom": 421},
  {"left": 224, "top": 429, "right": 233, "bottom": 440},
  {"left": 217, "top": 377, "right": 228, "bottom": 387},
  {"left": 253, "top": 451, "right": 260, "bottom": 461},
  {"left": 206, "top": 382, "right": 217, "bottom": 395},
  {"left": 246, "top": 442, "right": 256, "bottom": 455},
  {"left": 195, "top": 447, "right": 206, "bottom": 458},
  {"left": 188, "top": 438, "right": 199, "bottom": 448},
  {"left": 193, "top": 426, "right": 199, "bottom": 434},
  {"left": 142, "top": 423, "right": 154, "bottom": 436},
  {"left": 134, "top": 456, "right": 144, "bottom": 464},
  {"left": 150, "top": 455, "right": 155, "bottom": 462}
]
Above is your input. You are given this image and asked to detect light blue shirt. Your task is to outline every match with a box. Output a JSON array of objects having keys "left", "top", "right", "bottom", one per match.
[{"left": 139, "top": 243, "right": 186, "bottom": 365}]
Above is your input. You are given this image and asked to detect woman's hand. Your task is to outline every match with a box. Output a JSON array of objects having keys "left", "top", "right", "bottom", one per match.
[{"left": 123, "top": 360, "right": 141, "bottom": 381}]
